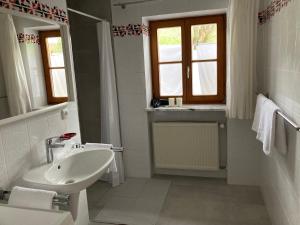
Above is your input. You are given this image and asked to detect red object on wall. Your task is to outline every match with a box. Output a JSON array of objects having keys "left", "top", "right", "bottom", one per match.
[{"left": 59, "top": 133, "right": 77, "bottom": 140}]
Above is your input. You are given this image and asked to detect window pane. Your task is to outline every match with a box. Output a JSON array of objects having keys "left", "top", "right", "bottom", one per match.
[
  {"left": 191, "top": 24, "right": 217, "bottom": 60},
  {"left": 159, "top": 63, "right": 182, "bottom": 96},
  {"left": 157, "top": 27, "right": 182, "bottom": 62},
  {"left": 46, "top": 37, "right": 65, "bottom": 67},
  {"left": 50, "top": 69, "right": 68, "bottom": 97},
  {"left": 192, "top": 62, "right": 217, "bottom": 96}
]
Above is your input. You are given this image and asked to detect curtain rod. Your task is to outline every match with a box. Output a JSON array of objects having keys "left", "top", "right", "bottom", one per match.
[
  {"left": 113, "top": 0, "right": 160, "bottom": 9},
  {"left": 67, "top": 8, "right": 106, "bottom": 22}
]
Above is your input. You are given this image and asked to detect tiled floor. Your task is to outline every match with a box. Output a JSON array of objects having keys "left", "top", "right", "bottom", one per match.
[{"left": 87, "top": 176, "right": 271, "bottom": 225}]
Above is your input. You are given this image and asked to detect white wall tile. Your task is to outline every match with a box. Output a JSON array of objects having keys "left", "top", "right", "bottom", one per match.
[
  {"left": 65, "top": 103, "right": 81, "bottom": 143},
  {"left": 227, "top": 119, "right": 262, "bottom": 186},
  {"left": 121, "top": 114, "right": 149, "bottom": 151},
  {"left": 0, "top": 121, "right": 31, "bottom": 186},
  {"left": 294, "top": 29, "right": 300, "bottom": 73},
  {"left": 27, "top": 115, "right": 50, "bottom": 166},
  {"left": 123, "top": 149, "right": 151, "bottom": 178},
  {"left": 47, "top": 111, "right": 67, "bottom": 137}
]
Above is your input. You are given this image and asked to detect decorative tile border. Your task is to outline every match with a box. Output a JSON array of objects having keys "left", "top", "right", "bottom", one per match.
[
  {"left": 17, "top": 33, "right": 40, "bottom": 44},
  {"left": 258, "top": 0, "right": 292, "bottom": 24},
  {"left": 113, "top": 24, "right": 149, "bottom": 37},
  {"left": 0, "top": 0, "right": 68, "bottom": 24}
]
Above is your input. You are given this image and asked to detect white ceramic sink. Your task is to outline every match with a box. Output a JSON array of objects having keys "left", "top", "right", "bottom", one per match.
[{"left": 21, "top": 149, "right": 114, "bottom": 194}]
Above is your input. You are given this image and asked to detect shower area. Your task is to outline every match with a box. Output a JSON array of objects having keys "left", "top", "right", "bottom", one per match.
[{"left": 67, "top": 0, "right": 113, "bottom": 143}]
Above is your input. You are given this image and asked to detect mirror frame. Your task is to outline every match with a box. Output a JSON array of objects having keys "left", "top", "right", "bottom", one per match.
[{"left": 0, "top": 7, "right": 78, "bottom": 125}]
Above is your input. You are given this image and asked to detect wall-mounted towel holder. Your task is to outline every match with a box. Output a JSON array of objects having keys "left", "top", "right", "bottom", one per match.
[
  {"left": 276, "top": 111, "right": 300, "bottom": 132},
  {"left": 258, "top": 93, "right": 300, "bottom": 132},
  {"left": 72, "top": 143, "right": 124, "bottom": 152},
  {"left": 0, "top": 189, "right": 70, "bottom": 207}
]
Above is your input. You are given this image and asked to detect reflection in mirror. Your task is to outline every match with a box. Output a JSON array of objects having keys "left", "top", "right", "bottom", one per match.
[
  {"left": 0, "top": 13, "right": 68, "bottom": 120},
  {"left": 40, "top": 30, "right": 68, "bottom": 104}
]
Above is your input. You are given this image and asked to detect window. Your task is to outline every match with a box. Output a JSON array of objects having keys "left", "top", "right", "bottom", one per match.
[
  {"left": 40, "top": 30, "right": 68, "bottom": 104},
  {"left": 150, "top": 15, "right": 226, "bottom": 104}
]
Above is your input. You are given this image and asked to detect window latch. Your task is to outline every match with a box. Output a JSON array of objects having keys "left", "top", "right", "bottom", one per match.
[{"left": 187, "top": 66, "right": 190, "bottom": 79}]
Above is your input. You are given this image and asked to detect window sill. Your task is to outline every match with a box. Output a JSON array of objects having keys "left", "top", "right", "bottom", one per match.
[{"left": 145, "top": 104, "right": 226, "bottom": 112}]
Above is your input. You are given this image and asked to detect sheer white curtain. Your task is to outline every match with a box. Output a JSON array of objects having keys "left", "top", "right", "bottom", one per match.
[
  {"left": 227, "top": 0, "right": 259, "bottom": 119},
  {"left": 97, "top": 21, "right": 125, "bottom": 187},
  {"left": 0, "top": 14, "right": 32, "bottom": 116}
]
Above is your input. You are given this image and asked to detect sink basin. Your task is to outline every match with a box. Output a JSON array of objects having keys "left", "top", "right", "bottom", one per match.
[{"left": 20, "top": 149, "right": 114, "bottom": 193}]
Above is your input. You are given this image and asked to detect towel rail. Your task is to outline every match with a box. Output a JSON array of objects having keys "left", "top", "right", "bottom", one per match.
[
  {"left": 258, "top": 93, "right": 300, "bottom": 132},
  {"left": 72, "top": 144, "right": 125, "bottom": 152},
  {"left": 276, "top": 111, "right": 300, "bottom": 132},
  {"left": 0, "top": 190, "right": 70, "bottom": 207},
  {"left": 112, "top": 146, "right": 124, "bottom": 152}
]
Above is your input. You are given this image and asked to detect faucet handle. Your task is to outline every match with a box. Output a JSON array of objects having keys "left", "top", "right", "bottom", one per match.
[
  {"left": 59, "top": 133, "right": 76, "bottom": 141},
  {"left": 46, "top": 133, "right": 76, "bottom": 145}
]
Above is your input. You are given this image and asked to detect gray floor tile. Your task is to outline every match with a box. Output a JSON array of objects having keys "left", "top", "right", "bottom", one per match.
[
  {"left": 87, "top": 180, "right": 111, "bottom": 207},
  {"left": 110, "top": 178, "right": 148, "bottom": 198},
  {"left": 87, "top": 176, "right": 272, "bottom": 225},
  {"left": 93, "top": 178, "right": 171, "bottom": 225}
]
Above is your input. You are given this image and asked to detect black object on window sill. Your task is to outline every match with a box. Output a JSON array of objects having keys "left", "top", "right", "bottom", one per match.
[{"left": 151, "top": 98, "right": 169, "bottom": 108}]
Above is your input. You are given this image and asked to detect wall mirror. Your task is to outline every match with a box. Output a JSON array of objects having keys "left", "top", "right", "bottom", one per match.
[{"left": 0, "top": 12, "right": 71, "bottom": 121}]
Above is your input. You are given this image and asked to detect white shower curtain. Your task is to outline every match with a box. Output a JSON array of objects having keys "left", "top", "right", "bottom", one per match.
[
  {"left": 0, "top": 14, "right": 32, "bottom": 116},
  {"left": 97, "top": 21, "right": 125, "bottom": 187},
  {"left": 226, "top": 0, "right": 259, "bottom": 119}
]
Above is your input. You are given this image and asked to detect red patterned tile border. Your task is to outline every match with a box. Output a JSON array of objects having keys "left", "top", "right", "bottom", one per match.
[
  {"left": 0, "top": 0, "right": 68, "bottom": 24},
  {"left": 113, "top": 24, "right": 149, "bottom": 37},
  {"left": 17, "top": 33, "right": 40, "bottom": 44},
  {"left": 258, "top": 0, "right": 292, "bottom": 24}
]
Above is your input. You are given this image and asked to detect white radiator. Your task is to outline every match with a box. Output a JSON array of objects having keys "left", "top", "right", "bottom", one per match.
[{"left": 152, "top": 122, "right": 219, "bottom": 171}]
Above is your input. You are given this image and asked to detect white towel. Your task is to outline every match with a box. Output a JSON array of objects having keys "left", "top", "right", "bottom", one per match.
[
  {"left": 252, "top": 96, "right": 279, "bottom": 155},
  {"left": 84, "top": 143, "right": 117, "bottom": 173},
  {"left": 253, "top": 95, "right": 288, "bottom": 155},
  {"left": 8, "top": 186, "right": 57, "bottom": 210},
  {"left": 85, "top": 143, "right": 113, "bottom": 150},
  {"left": 252, "top": 94, "right": 268, "bottom": 131}
]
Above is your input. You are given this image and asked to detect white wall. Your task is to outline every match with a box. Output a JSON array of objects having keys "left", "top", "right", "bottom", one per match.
[
  {"left": 111, "top": 0, "right": 228, "bottom": 177},
  {"left": 257, "top": 0, "right": 300, "bottom": 224},
  {"left": 227, "top": 119, "right": 262, "bottom": 186}
]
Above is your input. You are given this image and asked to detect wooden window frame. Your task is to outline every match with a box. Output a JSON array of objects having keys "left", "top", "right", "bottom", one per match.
[
  {"left": 150, "top": 15, "right": 226, "bottom": 104},
  {"left": 40, "top": 30, "right": 68, "bottom": 104}
]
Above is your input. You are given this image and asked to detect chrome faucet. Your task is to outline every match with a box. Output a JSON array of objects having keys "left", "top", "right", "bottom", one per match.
[{"left": 45, "top": 137, "right": 65, "bottom": 163}]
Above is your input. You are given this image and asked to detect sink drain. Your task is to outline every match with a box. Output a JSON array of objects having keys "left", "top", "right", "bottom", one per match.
[{"left": 65, "top": 179, "right": 75, "bottom": 184}]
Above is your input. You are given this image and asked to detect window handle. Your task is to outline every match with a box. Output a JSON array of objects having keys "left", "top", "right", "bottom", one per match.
[{"left": 187, "top": 66, "right": 190, "bottom": 79}]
